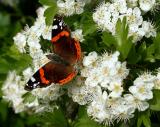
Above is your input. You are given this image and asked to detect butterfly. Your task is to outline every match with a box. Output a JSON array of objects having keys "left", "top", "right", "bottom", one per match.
[{"left": 25, "top": 15, "right": 81, "bottom": 91}]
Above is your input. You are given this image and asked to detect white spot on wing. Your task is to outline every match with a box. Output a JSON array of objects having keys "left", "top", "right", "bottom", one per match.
[
  {"left": 31, "top": 77, "right": 36, "bottom": 82},
  {"left": 59, "top": 21, "right": 63, "bottom": 27},
  {"left": 53, "top": 25, "right": 58, "bottom": 29},
  {"left": 33, "top": 82, "right": 40, "bottom": 88}
]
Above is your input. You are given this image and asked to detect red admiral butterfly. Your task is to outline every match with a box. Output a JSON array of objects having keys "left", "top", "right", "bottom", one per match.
[{"left": 25, "top": 15, "right": 81, "bottom": 91}]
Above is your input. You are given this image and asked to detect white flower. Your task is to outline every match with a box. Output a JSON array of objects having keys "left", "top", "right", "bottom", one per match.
[
  {"left": 57, "top": 0, "right": 75, "bottom": 16},
  {"left": 13, "top": 32, "right": 26, "bottom": 53},
  {"left": 141, "top": 21, "right": 157, "bottom": 38},
  {"left": 68, "top": 77, "right": 100, "bottom": 105},
  {"left": 23, "top": 67, "right": 33, "bottom": 81},
  {"left": 32, "top": 84, "right": 61, "bottom": 101},
  {"left": 87, "top": 89, "right": 111, "bottom": 123},
  {"left": 129, "top": 76, "right": 154, "bottom": 101},
  {"left": 36, "top": 6, "right": 46, "bottom": 17},
  {"left": 126, "top": 7, "right": 143, "bottom": 26},
  {"left": 115, "top": 62, "right": 129, "bottom": 80},
  {"left": 105, "top": 97, "right": 134, "bottom": 122},
  {"left": 82, "top": 51, "right": 98, "bottom": 66},
  {"left": 115, "top": 105, "right": 135, "bottom": 122},
  {"left": 139, "top": 0, "right": 156, "bottom": 12},
  {"left": 74, "top": 0, "right": 85, "bottom": 14},
  {"left": 42, "top": 25, "right": 52, "bottom": 40},
  {"left": 124, "top": 94, "right": 149, "bottom": 111},
  {"left": 93, "top": 2, "right": 112, "bottom": 31},
  {"left": 113, "top": 0, "right": 127, "bottom": 14},
  {"left": 2, "top": 71, "right": 27, "bottom": 113},
  {"left": 71, "top": 29, "right": 84, "bottom": 42},
  {"left": 108, "top": 80, "right": 123, "bottom": 98}
]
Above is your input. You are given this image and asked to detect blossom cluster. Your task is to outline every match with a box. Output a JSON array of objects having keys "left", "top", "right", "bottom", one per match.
[
  {"left": 93, "top": 0, "right": 157, "bottom": 42},
  {"left": 3, "top": 6, "right": 85, "bottom": 114},
  {"left": 5, "top": 7, "right": 60, "bottom": 113},
  {"left": 69, "top": 51, "right": 160, "bottom": 124},
  {"left": 57, "top": 0, "right": 90, "bottom": 16},
  {"left": 2, "top": 68, "right": 61, "bottom": 113}
]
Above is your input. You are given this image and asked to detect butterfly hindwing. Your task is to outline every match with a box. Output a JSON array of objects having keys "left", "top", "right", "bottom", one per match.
[{"left": 25, "top": 56, "right": 77, "bottom": 91}]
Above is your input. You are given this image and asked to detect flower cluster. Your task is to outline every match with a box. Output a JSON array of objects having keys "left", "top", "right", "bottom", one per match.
[
  {"left": 127, "top": 0, "right": 156, "bottom": 12},
  {"left": 2, "top": 67, "right": 62, "bottom": 113},
  {"left": 3, "top": 5, "right": 85, "bottom": 114},
  {"left": 3, "top": 7, "right": 63, "bottom": 113},
  {"left": 13, "top": 7, "right": 50, "bottom": 58},
  {"left": 68, "top": 51, "right": 159, "bottom": 124},
  {"left": 93, "top": 0, "right": 157, "bottom": 42},
  {"left": 57, "top": 0, "right": 89, "bottom": 16}
]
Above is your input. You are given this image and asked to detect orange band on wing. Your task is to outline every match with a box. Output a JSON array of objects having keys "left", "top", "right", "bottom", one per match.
[
  {"left": 39, "top": 68, "right": 50, "bottom": 84},
  {"left": 74, "top": 40, "right": 81, "bottom": 60},
  {"left": 51, "top": 31, "right": 70, "bottom": 43},
  {"left": 58, "top": 71, "right": 77, "bottom": 85}
]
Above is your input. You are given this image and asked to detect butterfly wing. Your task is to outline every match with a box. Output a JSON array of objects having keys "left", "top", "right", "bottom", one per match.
[
  {"left": 25, "top": 59, "right": 77, "bottom": 91},
  {"left": 51, "top": 16, "right": 81, "bottom": 65}
]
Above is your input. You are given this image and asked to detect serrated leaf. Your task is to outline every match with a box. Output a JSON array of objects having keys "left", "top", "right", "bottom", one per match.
[
  {"left": 44, "top": 6, "right": 57, "bottom": 25},
  {"left": 73, "top": 106, "right": 105, "bottom": 127},
  {"left": 137, "top": 111, "right": 151, "bottom": 127},
  {"left": 150, "top": 90, "right": 160, "bottom": 111},
  {"left": 115, "top": 17, "right": 133, "bottom": 60},
  {"left": 39, "top": 0, "right": 56, "bottom": 6}
]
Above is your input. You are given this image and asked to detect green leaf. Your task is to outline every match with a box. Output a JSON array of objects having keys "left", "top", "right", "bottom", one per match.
[
  {"left": 102, "top": 31, "right": 116, "bottom": 47},
  {"left": 0, "top": 13, "right": 10, "bottom": 37},
  {"left": 115, "top": 17, "right": 133, "bottom": 60},
  {"left": 22, "top": 92, "right": 36, "bottom": 103},
  {"left": 150, "top": 90, "right": 160, "bottom": 111},
  {"left": 44, "top": 6, "right": 57, "bottom": 25},
  {"left": 102, "top": 17, "right": 133, "bottom": 61},
  {"left": 127, "top": 45, "right": 141, "bottom": 64},
  {"left": 39, "top": 0, "right": 56, "bottom": 6},
  {"left": 81, "top": 12, "right": 97, "bottom": 36},
  {"left": 0, "top": 13, "right": 10, "bottom": 27},
  {"left": 137, "top": 111, "right": 151, "bottom": 127},
  {"left": 38, "top": 108, "right": 68, "bottom": 127},
  {"left": 0, "top": 58, "right": 11, "bottom": 74},
  {"left": 73, "top": 106, "right": 105, "bottom": 127},
  {"left": 153, "top": 33, "right": 160, "bottom": 55},
  {"left": 145, "top": 44, "right": 155, "bottom": 62},
  {"left": 0, "top": 101, "right": 8, "bottom": 122},
  {"left": 0, "top": 44, "right": 32, "bottom": 75}
]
